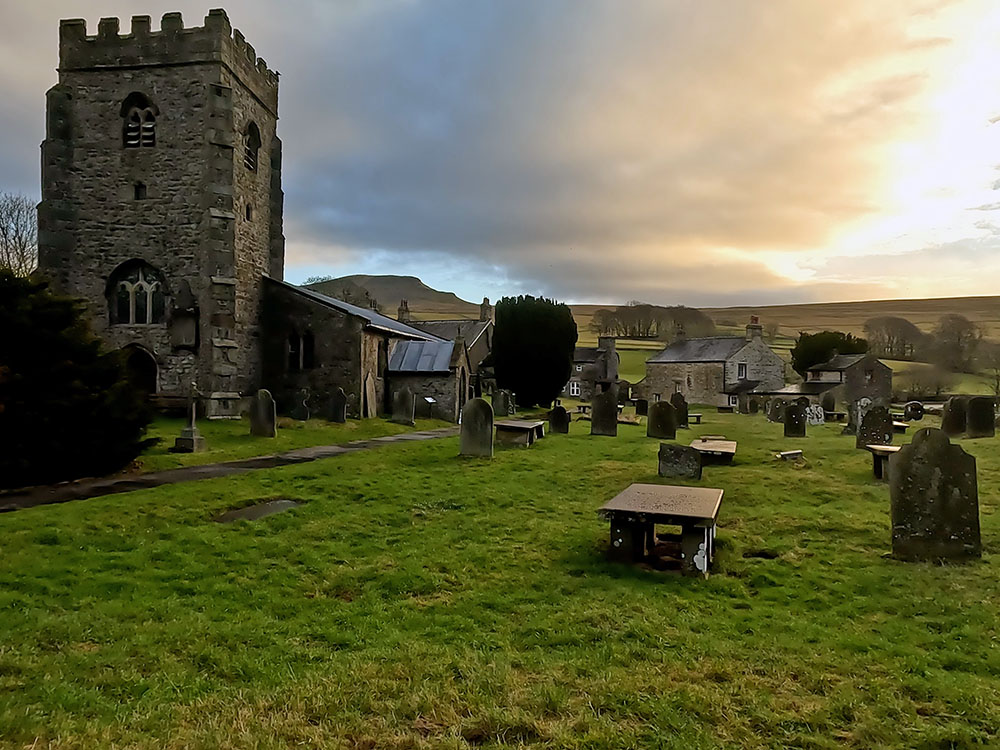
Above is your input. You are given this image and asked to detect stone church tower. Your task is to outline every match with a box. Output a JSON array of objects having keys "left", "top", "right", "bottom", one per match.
[{"left": 37, "top": 9, "right": 284, "bottom": 417}]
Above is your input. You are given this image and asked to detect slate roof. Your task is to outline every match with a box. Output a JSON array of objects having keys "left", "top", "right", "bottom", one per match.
[
  {"left": 767, "top": 382, "right": 839, "bottom": 396},
  {"left": 266, "top": 277, "right": 441, "bottom": 340},
  {"left": 410, "top": 319, "right": 490, "bottom": 347},
  {"left": 647, "top": 337, "right": 748, "bottom": 363},
  {"left": 724, "top": 380, "right": 761, "bottom": 395},
  {"left": 806, "top": 354, "right": 867, "bottom": 372},
  {"left": 388, "top": 340, "right": 456, "bottom": 373},
  {"left": 573, "top": 347, "right": 601, "bottom": 363}
]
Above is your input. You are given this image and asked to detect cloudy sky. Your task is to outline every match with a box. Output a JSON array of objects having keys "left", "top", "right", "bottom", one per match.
[{"left": 3, "top": 1, "right": 1000, "bottom": 306}]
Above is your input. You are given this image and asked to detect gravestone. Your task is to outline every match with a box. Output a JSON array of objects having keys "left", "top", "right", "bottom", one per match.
[
  {"left": 494, "top": 389, "right": 515, "bottom": 417},
  {"left": 795, "top": 397, "right": 810, "bottom": 410},
  {"left": 657, "top": 443, "right": 702, "bottom": 480},
  {"left": 783, "top": 401, "right": 806, "bottom": 438},
  {"left": 966, "top": 396, "right": 996, "bottom": 439},
  {"left": 767, "top": 399, "right": 785, "bottom": 423},
  {"left": 806, "top": 404, "right": 826, "bottom": 427},
  {"left": 904, "top": 401, "right": 924, "bottom": 422},
  {"left": 391, "top": 387, "right": 415, "bottom": 426},
  {"left": 329, "top": 387, "right": 348, "bottom": 423},
  {"left": 459, "top": 398, "right": 494, "bottom": 457},
  {"left": 669, "top": 393, "right": 689, "bottom": 429},
  {"left": 820, "top": 392, "right": 836, "bottom": 413},
  {"left": 591, "top": 389, "right": 619, "bottom": 437},
  {"left": 845, "top": 397, "right": 873, "bottom": 435},
  {"left": 941, "top": 396, "right": 968, "bottom": 437},
  {"left": 749, "top": 398, "right": 760, "bottom": 415},
  {"left": 549, "top": 404, "right": 570, "bottom": 434},
  {"left": 856, "top": 405, "right": 892, "bottom": 449},
  {"left": 647, "top": 401, "right": 677, "bottom": 439},
  {"left": 290, "top": 388, "right": 310, "bottom": 421},
  {"left": 634, "top": 398, "right": 649, "bottom": 417},
  {"left": 363, "top": 374, "right": 377, "bottom": 418},
  {"left": 737, "top": 393, "right": 750, "bottom": 415},
  {"left": 249, "top": 389, "right": 277, "bottom": 437},
  {"left": 172, "top": 382, "right": 206, "bottom": 453},
  {"left": 890, "top": 428, "right": 980, "bottom": 561}
]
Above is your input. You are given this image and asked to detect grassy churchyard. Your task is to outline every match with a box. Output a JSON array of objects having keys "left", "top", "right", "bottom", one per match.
[{"left": 1, "top": 410, "right": 999, "bottom": 748}]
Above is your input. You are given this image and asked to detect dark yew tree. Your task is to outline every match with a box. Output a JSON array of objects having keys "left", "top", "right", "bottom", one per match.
[
  {"left": 931, "top": 313, "right": 980, "bottom": 372},
  {"left": 790, "top": 331, "right": 868, "bottom": 376},
  {"left": 493, "top": 295, "right": 577, "bottom": 407},
  {"left": 0, "top": 271, "right": 153, "bottom": 488}
]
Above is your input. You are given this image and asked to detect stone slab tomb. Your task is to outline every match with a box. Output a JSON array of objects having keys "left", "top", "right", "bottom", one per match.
[
  {"left": 856, "top": 405, "right": 892, "bottom": 449},
  {"left": 657, "top": 443, "right": 702, "bottom": 480},
  {"left": 890, "top": 428, "right": 981, "bottom": 561},
  {"left": 549, "top": 404, "right": 570, "bottom": 434},
  {"left": 783, "top": 401, "right": 806, "bottom": 438},
  {"left": 591, "top": 389, "right": 618, "bottom": 437},
  {"left": 940, "top": 396, "right": 967, "bottom": 437},
  {"left": 459, "top": 398, "right": 494, "bottom": 457},
  {"left": 391, "top": 387, "right": 416, "bottom": 426},
  {"left": 249, "top": 388, "right": 277, "bottom": 438},
  {"left": 669, "top": 392, "right": 689, "bottom": 428},
  {"left": 329, "top": 387, "right": 348, "bottom": 424},
  {"left": 647, "top": 401, "right": 677, "bottom": 439},
  {"left": 966, "top": 396, "right": 995, "bottom": 439}
]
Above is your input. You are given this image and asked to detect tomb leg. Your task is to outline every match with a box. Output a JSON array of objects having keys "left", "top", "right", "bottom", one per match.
[
  {"left": 872, "top": 453, "right": 883, "bottom": 480},
  {"left": 681, "top": 525, "right": 712, "bottom": 577},
  {"left": 608, "top": 516, "right": 648, "bottom": 562}
]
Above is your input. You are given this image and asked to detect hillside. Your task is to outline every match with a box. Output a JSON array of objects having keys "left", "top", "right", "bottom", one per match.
[{"left": 308, "top": 275, "right": 478, "bottom": 320}]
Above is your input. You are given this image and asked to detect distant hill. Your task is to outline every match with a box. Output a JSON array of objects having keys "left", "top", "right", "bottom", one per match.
[{"left": 305, "top": 274, "right": 478, "bottom": 320}]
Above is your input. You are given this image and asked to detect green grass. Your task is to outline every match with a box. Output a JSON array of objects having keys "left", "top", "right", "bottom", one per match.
[
  {"left": 137, "top": 416, "right": 452, "bottom": 473},
  {"left": 1, "top": 412, "right": 999, "bottom": 748}
]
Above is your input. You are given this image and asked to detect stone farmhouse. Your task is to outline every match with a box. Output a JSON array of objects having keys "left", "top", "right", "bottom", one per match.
[
  {"left": 635, "top": 319, "right": 785, "bottom": 407},
  {"left": 36, "top": 10, "right": 470, "bottom": 421},
  {"left": 563, "top": 337, "right": 620, "bottom": 401},
  {"left": 771, "top": 353, "right": 892, "bottom": 410}
]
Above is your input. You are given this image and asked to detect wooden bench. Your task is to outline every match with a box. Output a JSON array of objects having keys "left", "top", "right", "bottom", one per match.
[
  {"left": 865, "top": 444, "right": 901, "bottom": 480},
  {"left": 824, "top": 410, "right": 846, "bottom": 423},
  {"left": 576, "top": 404, "right": 591, "bottom": 415},
  {"left": 599, "top": 483, "right": 723, "bottom": 576},
  {"left": 689, "top": 413, "right": 703, "bottom": 424},
  {"left": 495, "top": 419, "right": 545, "bottom": 447},
  {"left": 689, "top": 439, "right": 737, "bottom": 465}
]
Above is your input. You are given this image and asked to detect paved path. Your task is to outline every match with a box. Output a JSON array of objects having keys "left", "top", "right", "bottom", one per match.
[{"left": 0, "top": 427, "right": 460, "bottom": 513}]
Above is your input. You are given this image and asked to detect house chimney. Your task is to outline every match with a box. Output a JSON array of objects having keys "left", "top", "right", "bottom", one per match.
[
  {"left": 745, "top": 315, "right": 763, "bottom": 341},
  {"left": 480, "top": 296, "right": 494, "bottom": 323},
  {"left": 397, "top": 299, "right": 410, "bottom": 322},
  {"left": 674, "top": 321, "right": 686, "bottom": 343}
]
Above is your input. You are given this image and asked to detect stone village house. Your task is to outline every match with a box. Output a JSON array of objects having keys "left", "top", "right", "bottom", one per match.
[
  {"left": 768, "top": 353, "right": 892, "bottom": 410},
  {"left": 634, "top": 319, "right": 785, "bottom": 407},
  {"left": 35, "top": 10, "right": 470, "bottom": 421},
  {"left": 563, "top": 336, "right": 620, "bottom": 401}
]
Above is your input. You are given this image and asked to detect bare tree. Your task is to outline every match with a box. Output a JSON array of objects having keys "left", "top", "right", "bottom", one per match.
[
  {"left": 0, "top": 192, "right": 37, "bottom": 277},
  {"left": 764, "top": 321, "right": 780, "bottom": 342}
]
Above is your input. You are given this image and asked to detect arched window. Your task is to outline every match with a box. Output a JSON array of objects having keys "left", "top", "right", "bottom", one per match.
[
  {"left": 107, "top": 261, "right": 167, "bottom": 325},
  {"left": 288, "top": 331, "right": 302, "bottom": 372},
  {"left": 303, "top": 331, "right": 315, "bottom": 369},
  {"left": 121, "top": 92, "right": 158, "bottom": 148},
  {"left": 244, "top": 122, "right": 261, "bottom": 171}
]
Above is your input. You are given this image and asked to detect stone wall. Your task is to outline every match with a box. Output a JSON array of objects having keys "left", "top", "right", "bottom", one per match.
[
  {"left": 389, "top": 367, "right": 467, "bottom": 422},
  {"left": 641, "top": 362, "right": 725, "bottom": 406},
  {"left": 843, "top": 356, "right": 893, "bottom": 409},
  {"left": 723, "top": 338, "right": 786, "bottom": 392}
]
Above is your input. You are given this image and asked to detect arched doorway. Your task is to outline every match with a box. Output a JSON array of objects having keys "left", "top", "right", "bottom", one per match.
[{"left": 124, "top": 346, "right": 158, "bottom": 395}]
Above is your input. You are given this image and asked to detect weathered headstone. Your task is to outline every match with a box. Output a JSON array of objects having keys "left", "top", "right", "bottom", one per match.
[
  {"left": 329, "top": 387, "right": 347, "bottom": 423},
  {"left": 249, "top": 388, "right": 276, "bottom": 437},
  {"left": 904, "top": 400, "right": 924, "bottom": 422},
  {"left": 737, "top": 393, "right": 750, "bottom": 415},
  {"left": 890, "top": 428, "right": 980, "bottom": 561},
  {"left": 966, "top": 396, "right": 996, "bottom": 439},
  {"left": 941, "top": 396, "right": 968, "bottom": 437},
  {"left": 494, "top": 389, "right": 515, "bottom": 417},
  {"left": 290, "top": 387, "right": 310, "bottom": 421},
  {"left": 748, "top": 398, "right": 760, "bottom": 415},
  {"left": 363, "top": 374, "right": 377, "bottom": 418},
  {"left": 549, "top": 404, "right": 570, "bottom": 434},
  {"left": 784, "top": 401, "right": 806, "bottom": 437},
  {"left": 591, "top": 389, "right": 618, "bottom": 437},
  {"left": 820, "top": 392, "right": 836, "bottom": 413},
  {"left": 391, "top": 387, "right": 415, "bottom": 426},
  {"left": 657, "top": 443, "right": 702, "bottom": 479},
  {"left": 856, "top": 405, "right": 892, "bottom": 449},
  {"left": 647, "top": 401, "right": 677, "bottom": 439},
  {"left": 669, "top": 392, "right": 689, "bottom": 429},
  {"left": 844, "top": 396, "right": 873, "bottom": 435},
  {"left": 634, "top": 398, "right": 649, "bottom": 417},
  {"left": 172, "top": 381, "right": 206, "bottom": 452},
  {"left": 459, "top": 398, "right": 493, "bottom": 457},
  {"left": 767, "top": 399, "right": 786, "bottom": 423},
  {"left": 806, "top": 404, "right": 826, "bottom": 427}
]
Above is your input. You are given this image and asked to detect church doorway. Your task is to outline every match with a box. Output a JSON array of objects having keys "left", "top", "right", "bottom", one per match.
[{"left": 124, "top": 346, "right": 158, "bottom": 395}]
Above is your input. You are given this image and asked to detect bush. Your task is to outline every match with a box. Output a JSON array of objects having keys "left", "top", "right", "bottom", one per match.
[
  {"left": 790, "top": 331, "right": 867, "bottom": 376},
  {"left": 0, "top": 271, "right": 153, "bottom": 488}
]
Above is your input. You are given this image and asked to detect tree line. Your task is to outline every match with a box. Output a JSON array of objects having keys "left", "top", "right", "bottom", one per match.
[
  {"left": 590, "top": 301, "right": 716, "bottom": 339},
  {"left": 863, "top": 314, "right": 982, "bottom": 372}
]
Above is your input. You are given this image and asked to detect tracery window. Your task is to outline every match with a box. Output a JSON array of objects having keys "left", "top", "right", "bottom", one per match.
[
  {"left": 108, "top": 262, "right": 166, "bottom": 325},
  {"left": 121, "top": 92, "right": 157, "bottom": 148}
]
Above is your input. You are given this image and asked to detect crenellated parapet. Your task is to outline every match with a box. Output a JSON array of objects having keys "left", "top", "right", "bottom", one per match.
[{"left": 58, "top": 9, "right": 278, "bottom": 113}]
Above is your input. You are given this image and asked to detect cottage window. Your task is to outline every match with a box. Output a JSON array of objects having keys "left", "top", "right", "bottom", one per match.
[
  {"left": 244, "top": 122, "right": 261, "bottom": 171},
  {"left": 134, "top": 182, "right": 147, "bottom": 200},
  {"left": 738, "top": 363, "right": 747, "bottom": 379},
  {"left": 245, "top": 204, "right": 253, "bottom": 220},
  {"left": 653, "top": 393, "right": 661, "bottom": 402},
  {"left": 575, "top": 364, "right": 583, "bottom": 372},
  {"left": 288, "top": 330, "right": 316, "bottom": 372},
  {"left": 107, "top": 261, "right": 166, "bottom": 325},
  {"left": 729, "top": 395, "right": 738, "bottom": 406},
  {"left": 569, "top": 381, "right": 581, "bottom": 397},
  {"left": 121, "top": 92, "right": 157, "bottom": 148}
]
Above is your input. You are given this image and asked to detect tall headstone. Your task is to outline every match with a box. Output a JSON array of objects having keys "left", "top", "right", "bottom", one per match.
[
  {"left": 737, "top": 393, "right": 750, "bottom": 415},
  {"left": 249, "top": 389, "right": 277, "bottom": 438},
  {"left": 391, "top": 387, "right": 415, "bottom": 426},
  {"left": 329, "top": 387, "right": 348, "bottom": 424},
  {"left": 172, "top": 381, "right": 206, "bottom": 452},
  {"left": 591, "top": 389, "right": 618, "bottom": 437},
  {"left": 941, "top": 396, "right": 968, "bottom": 437},
  {"left": 767, "top": 399, "right": 786, "bottom": 423},
  {"left": 903, "top": 401, "right": 924, "bottom": 422},
  {"left": 669, "top": 392, "right": 689, "bottom": 429},
  {"left": 647, "top": 401, "right": 677, "bottom": 439},
  {"left": 291, "top": 387, "right": 310, "bottom": 421},
  {"left": 459, "top": 398, "right": 493, "bottom": 457},
  {"left": 856, "top": 405, "right": 892, "bottom": 449},
  {"left": 748, "top": 398, "right": 760, "bottom": 415},
  {"left": 363, "top": 373, "right": 377, "bottom": 418},
  {"left": 549, "top": 405, "right": 570, "bottom": 434},
  {"left": 806, "top": 404, "right": 826, "bottom": 427},
  {"left": 845, "top": 396, "right": 873, "bottom": 436},
  {"left": 966, "top": 396, "right": 995, "bottom": 439},
  {"left": 657, "top": 443, "right": 702, "bottom": 479},
  {"left": 494, "top": 390, "right": 515, "bottom": 417},
  {"left": 784, "top": 401, "right": 806, "bottom": 438},
  {"left": 890, "top": 428, "right": 980, "bottom": 561},
  {"left": 634, "top": 398, "right": 649, "bottom": 417}
]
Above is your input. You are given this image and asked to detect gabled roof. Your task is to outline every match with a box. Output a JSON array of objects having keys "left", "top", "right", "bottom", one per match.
[
  {"left": 806, "top": 353, "right": 867, "bottom": 372},
  {"left": 573, "top": 347, "right": 601, "bottom": 363},
  {"left": 648, "top": 337, "right": 747, "bottom": 363},
  {"left": 724, "top": 380, "right": 760, "bottom": 395},
  {"left": 388, "top": 340, "right": 456, "bottom": 373},
  {"left": 767, "top": 382, "right": 839, "bottom": 396},
  {"left": 410, "top": 319, "right": 491, "bottom": 347},
  {"left": 266, "top": 277, "right": 441, "bottom": 340}
]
